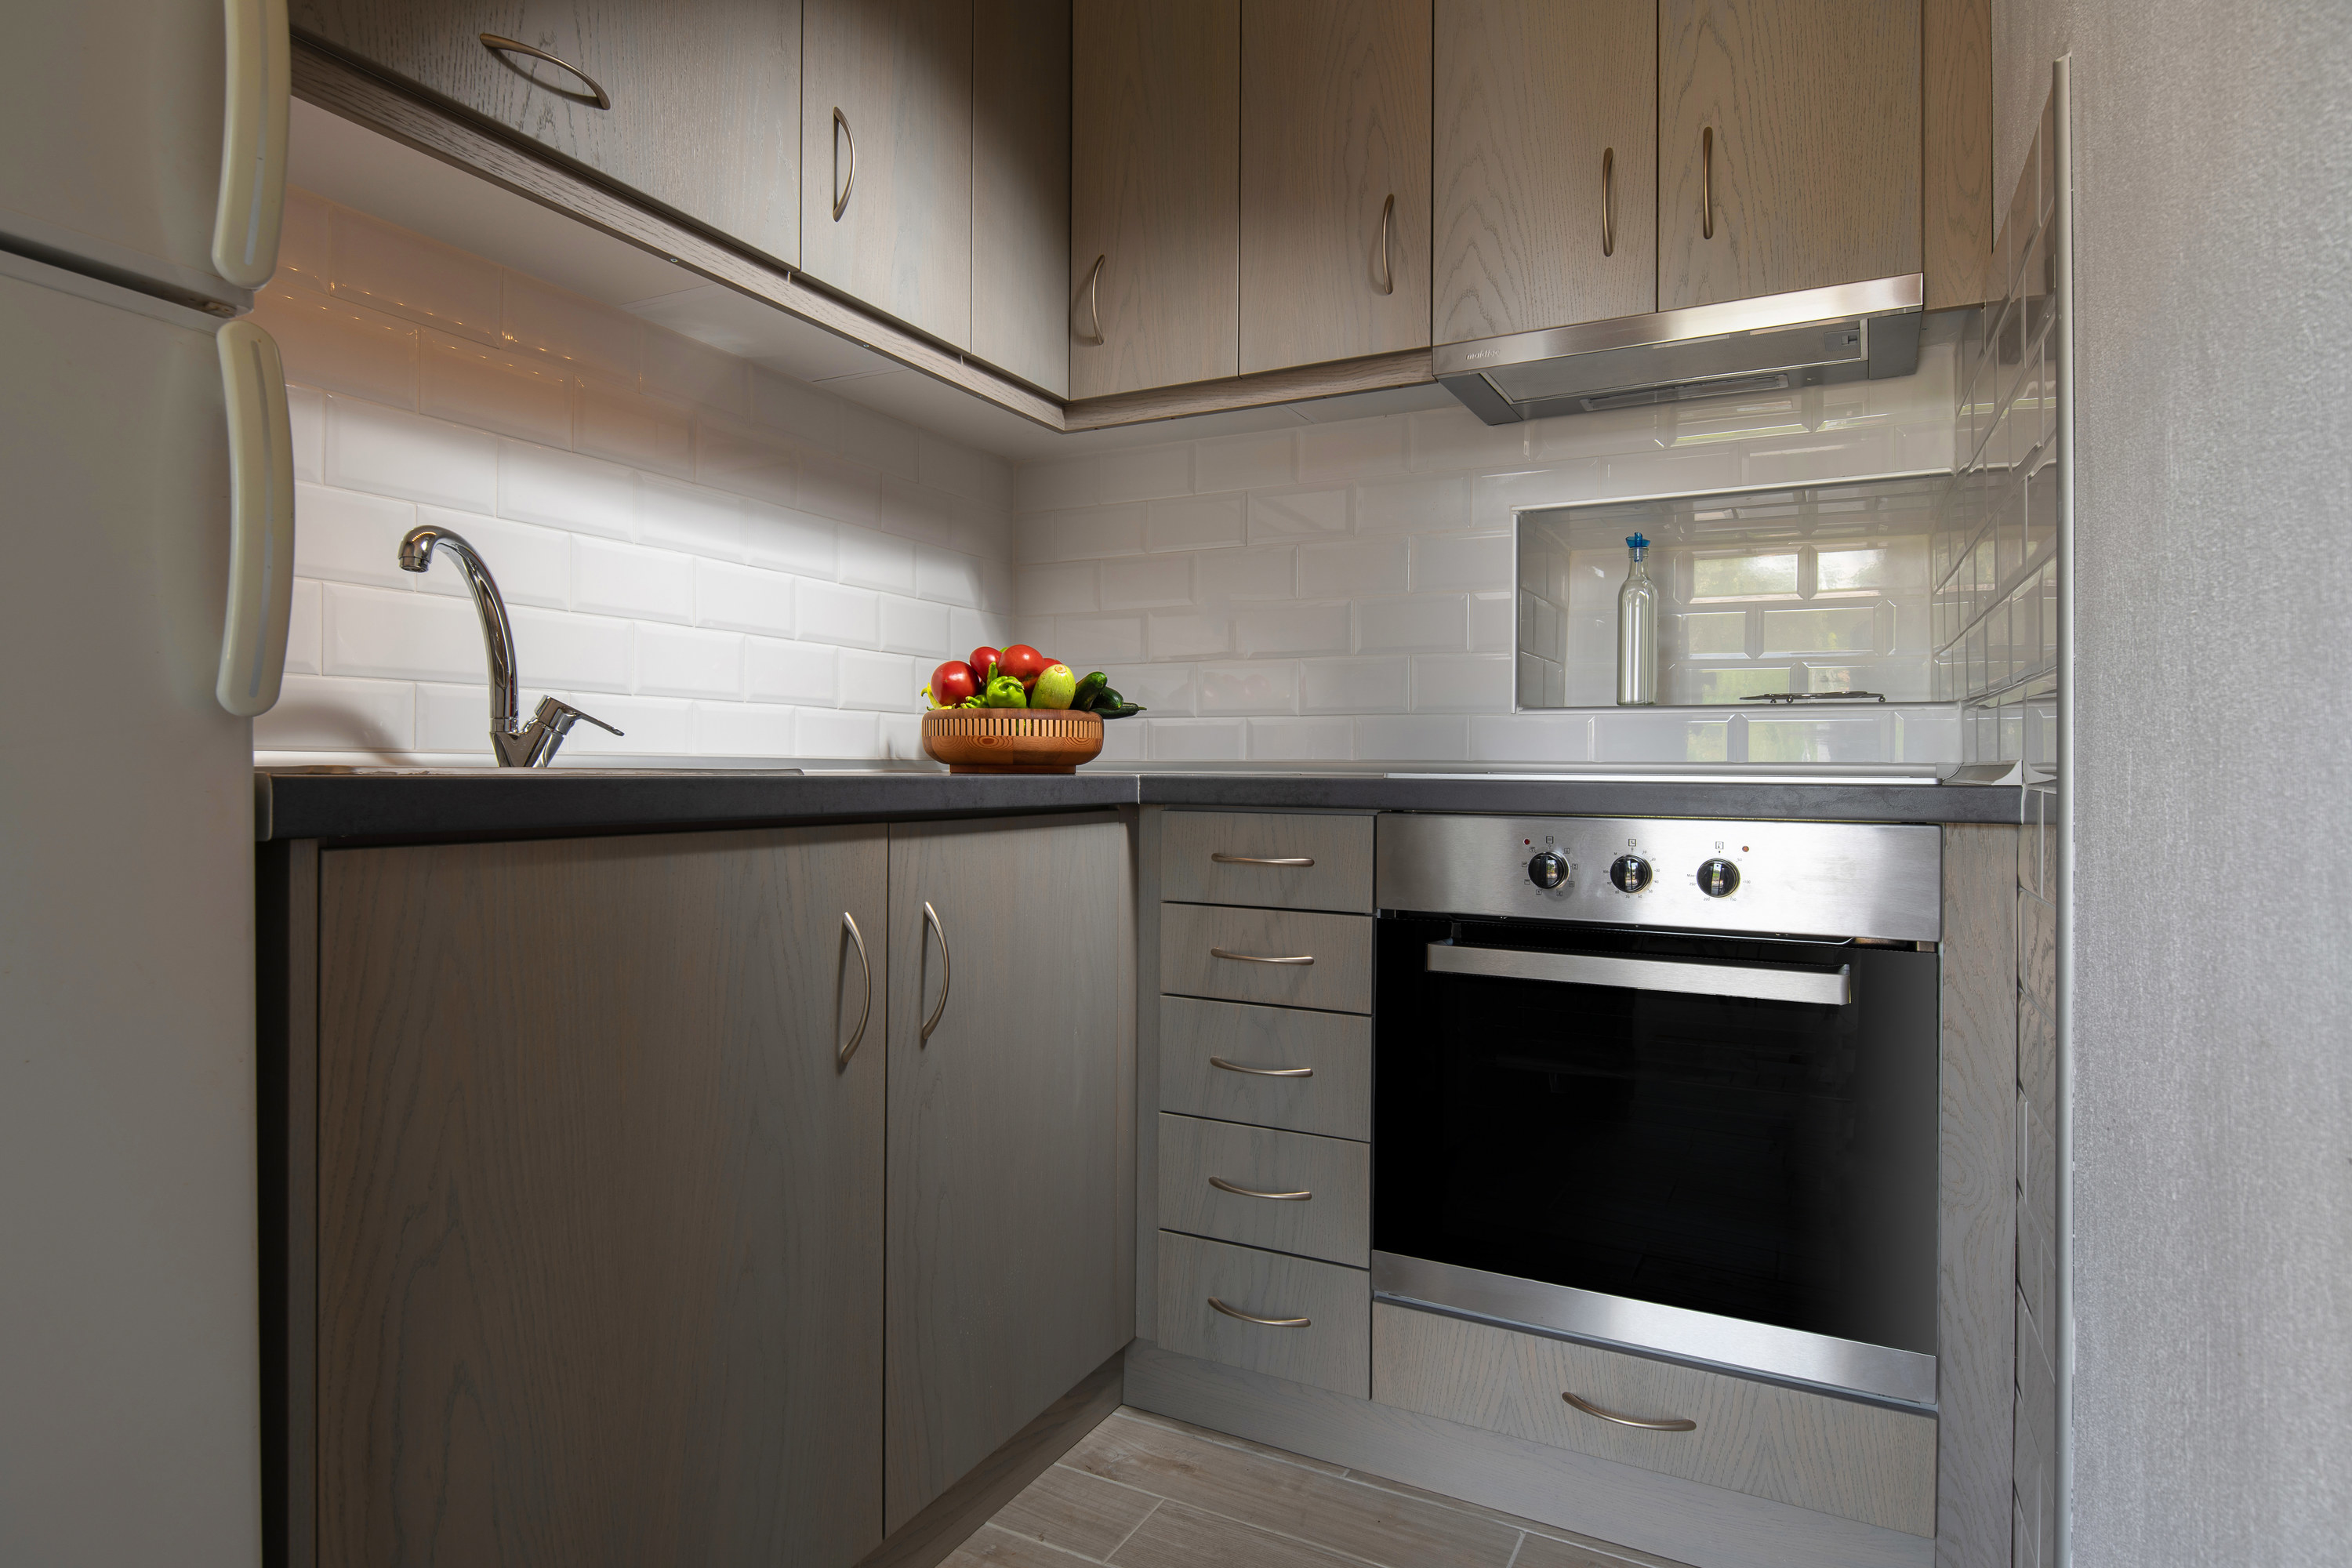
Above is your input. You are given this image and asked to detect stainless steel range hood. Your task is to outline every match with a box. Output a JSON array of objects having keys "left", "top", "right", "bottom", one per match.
[{"left": 1435, "top": 274, "right": 1924, "bottom": 425}]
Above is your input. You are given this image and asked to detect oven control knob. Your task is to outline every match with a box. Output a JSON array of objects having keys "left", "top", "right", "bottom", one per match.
[
  {"left": 1528, "top": 850, "right": 1570, "bottom": 890},
  {"left": 1697, "top": 858, "right": 1741, "bottom": 898},
  {"left": 1608, "top": 855, "right": 1652, "bottom": 894}
]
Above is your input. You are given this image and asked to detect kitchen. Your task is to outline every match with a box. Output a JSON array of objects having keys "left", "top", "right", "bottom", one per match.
[{"left": 2, "top": 4, "right": 2343, "bottom": 1568}]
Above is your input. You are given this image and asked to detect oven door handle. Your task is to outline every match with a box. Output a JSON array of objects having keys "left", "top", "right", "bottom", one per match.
[{"left": 1425, "top": 942, "right": 1852, "bottom": 1006}]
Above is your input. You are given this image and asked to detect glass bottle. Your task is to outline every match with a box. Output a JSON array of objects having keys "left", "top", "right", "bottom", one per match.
[{"left": 1617, "top": 532, "right": 1658, "bottom": 706}]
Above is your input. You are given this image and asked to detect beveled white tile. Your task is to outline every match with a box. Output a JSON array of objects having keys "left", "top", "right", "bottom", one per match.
[
  {"left": 797, "top": 579, "right": 881, "bottom": 647},
  {"left": 879, "top": 593, "right": 949, "bottom": 657},
  {"left": 417, "top": 330, "right": 572, "bottom": 447},
  {"left": 1014, "top": 456, "right": 1099, "bottom": 514},
  {"left": 293, "top": 482, "right": 417, "bottom": 589},
  {"left": 1410, "top": 532, "right": 1513, "bottom": 593},
  {"left": 1602, "top": 445, "right": 1742, "bottom": 499},
  {"left": 1411, "top": 653, "right": 1513, "bottom": 713},
  {"left": 878, "top": 710, "right": 925, "bottom": 760},
  {"left": 501, "top": 268, "right": 637, "bottom": 378},
  {"left": 1145, "top": 494, "right": 1247, "bottom": 553},
  {"left": 1194, "top": 430, "right": 1296, "bottom": 493},
  {"left": 542, "top": 691, "right": 695, "bottom": 757},
  {"left": 836, "top": 402, "right": 921, "bottom": 482},
  {"left": 1468, "top": 713, "right": 1594, "bottom": 762},
  {"left": 1192, "top": 544, "right": 1298, "bottom": 605},
  {"left": 691, "top": 699, "right": 799, "bottom": 757},
  {"left": 640, "top": 325, "right": 748, "bottom": 416},
  {"left": 275, "top": 187, "right": 332, "bottom": 295},
  {"left": 1592, "top": 710, "right": 1732, "bottom": 763},
  {"left": 745, "top": 637, "right": 837, "bottom": 705},
  {"left": 1296, "top": 538, "right": 1408, "bottom": 599},
  {"left": 694, "top": 558, "right": 795, "bottom": 637},
  {"left": 254, "top": 673, "right": 415, "bottom": 752},
  {"left": 837, "top": 525, "right": 918, "bottom": 595},
  {"left": 1196, "top": 661, "right": 1298, "bottom": 715},
  {"left": 286, "top": 383, "right": 326, "bottom": 482},
  {"left": 1236, "top": 601, "right": 1351, "bottom": 657},
  {"left": 413, "top": 680, "right": 498, "bottom": 753},
  {"left": 916, "top": 546, "right": 984, "bottom": 607},
  {"left": 749, "top": 367, "right": 840, "bottom": 448},
  {"left": 1300, "top": 655, "right": 1407, "bottom": 713},
  {"left": 1099, "top": 442, "right": 1192, "bottom": 503},
  {"left": 1148, "top": 718, "right": 1247, "bottom": 762},
  {"left": 575, "top": 376, "right": 695, "bottom": 477},
  {"left": 574, "top": 537, "right": 694, "bottom": 622},
  {"left": 328, "top": 205, "right": 501, "bottom": 343},
  {"left": 1094, "top": 662, "right": 1196, "bottom": 715},
  {"left": 1018, "top": 562, "right": 1100, "bottom": 615},
  {"left": 1354, "top": 713, "right": 1468, "bottom": 761},
  {"left": 949, "top": 608, "right": 1015, "bottom": 659},
  {"left": 322, "top": 582, "right": 481, "bottom": 681},
  {"left": 1406, "top": 405, "right": 1527, "bottom": 472},
  {"left": 637, "top": 476, "right": 747, "bottom": 560},
  {"left": 1358, "top": 593, "right": 1468, "bottom": 652},
  {"left": 1094, "top": 716, "right": 1149, "bottom": 761},
  {"left": 1298, "top": 415, "right": 1407, "bottom": 482},
  {"left": 283, "top": 579, "right": 323, "bottom": 675},
  {"left": 837, "top": 648, "right": 917, "bottom": 711},
  {"left": 326, "top": 397, "right": 496, "bottom": 512},
  {"left": 1020, "top": 503, "right": 1146, "bottom": 563},
  {"left": 1470, "top": 463, "right": 1602, "bottom": 528},
  {"left": 696, "top": 413, "right": 800, "bottom": 506},
  {"left": 1249, "top": 487, "right": 1348, "bottom": 540},
  {"left": 1056, "top": 613, "right": 1149, "bottom": 664},
  {"left": 796, "top": 448, "right": 883, "bottom": 526},
  {"left": 509, "top": 605, "right": 633, "bottom": 691},
  {"left": 1247, "top": 717, "right": 1353, "bottom": 761},
  {"left": 499, "top": 441, "right": 635, "bottom": 539},
  {"left": 1101, "top": 554, "right": 1195, "bottom": 611},
  {"left": 634, "top": 622, "right": 742, "bottom": 698},
  {"left": 254, "top": 286, "right": 417, "bottom": 408},
  {"left": 1526, "top": 402, "right": 1664, "bottom": 459},
  {"left": 796, "top": 706, "right": 881, "bottom": 757},
  {"left": 408, "top": 507, "right": 569, "bottom": 608},
  {"left": 1468, "top": 591, "right": 1513, "bottom": 651},
  {"left": 1149, "top": 610, "right": 1237, "bottom": 660},
  {"left": 1355, "top": 473, "right": 1472, "bottom": 535},
  {"left": 745, "top": 501, "right": 837, "bottom": 578},
  {"left": 920, "top": 434, "right": 1013, "bottom": 508}
]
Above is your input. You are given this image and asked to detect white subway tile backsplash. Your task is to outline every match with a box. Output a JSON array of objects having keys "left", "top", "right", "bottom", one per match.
[
  {"left": 326, "top": 396, "right": 497, "bottom": 513},
  {"left": 1100, "top": 554, "right": 1195, "bottom": 610},
  {"left": 1147, "top": 610, "right": 1234, "bottom": 660},
  {"left": 1195, "top": 430, "right": 1296, "bottom": 493},
  {"left": 878, "top": 593, "right": 949, "bottom": 656},
  {"left": 293, "top": 483, "right": 417, "bottom": 589},
  {"left": 286, "top": 384, "right": 325, "bottom": 482},
  {"left": 691, "top": 699, "right": 799, "bottom": 757},
  {"left": 509, "top": 604, "right": 633, "bottom": 691},
  {"left": 1249, "top": 486, "right": 1348, "bottom": 540},
  {"left": 255, "top": 673, "right": 415, "bottom": 751},
  {"left": 1197, "top": 661, "right": 1298, "bottom": 715},
  {"left": 574, "top": 537, "right": 695, "bottom": 622},
  {"left": 835, "top": 403, "right": 921, "bottom": 482},
  {"left": 414, "top": 681, "right": 495, "bottom": 752},
  {"left": 253, "top": 288, "right": 417, "bottom": 407},
  {"left": 695, "top": 414, "right": 800, "bottom": 507},
  {"left": 1098, "top": 442, "right": 1192, "bottom": 503},
  {"left": 1412, "top": 653, "right": 1513, "bottom": 713},
  {"left": 1193, "top": 544, "right": 1298, "bottom": 605},
  {"left": 1020, "top": 503, "right": 1145, "bottom": 563},
  {"left": 1355, "top": 713, "right": 1468, "bottom": 761},
  {"left": 330, "top": 207, "right": 501, "bottom": 343},
  {"left": 1094, "top": 716, "right": 1148, "bottom": 761},
  {"left": 1018, "top": 562, "right": 1101, "bottom": 615},
  {"left": 408, "top": 508, "right": 570, "bottom": 608},
  {"left": 1055, "top": 613, "right": 1148, "bottom": 663},
  {"left": 501, "top": 270, "right": 637, "bottom": 379},
  {"left": 1013, "top": 455, "right": 1098, "bottom": 514},
  {"left": 550, "top": 691, "right": 696, "bottom": 757},
  {"left": 796, "top": 448, "right": 884, "bottom": 525},
  {"left": 797, "top": 579, "right": 881, "bottom": 648},
  {"left": 575, "top": 376, "right": 694, "bottom": 477},
  {"left": 417, "top": 330, "right": 572, "bottom": 446},
  {"left": 1468, "top": 713, "right": 1593, "bottom": 763},
  {"left": 1145, "top": 494, "right": 1247, "bottom": 553},
  {"left": 1247, "top": 717, "right": 1354, "bottom": 760},
  {"left": 749, "top": 367, "right": 840, "bottom": 448},
  {"left": 1406, "top": 405, "right": 1527, "bottom": 473},
  {"left": 746, "top": 637, "right": 837, "bottom": 705},
  {"left": 919, "top": 433, "right": 1012, "bottom": 509},
  {"left": 838, "top": 648, "right": 917, "bottom": 710},
  {"left": 1095, "top": 662, "right": 1195, "bottom": 714},
  {"left": 641, "top": 325, "right": 748, "bottom": 416},
  {"left": 277, "top": 188, "right": 330, "bottom": 295},
  {"left": 1358, "top": 593, "right": 1468, "bottom": 652},
  {"left": 1236, "top": 601, "right": 1351, "bottom": 657},
  {"left": 916, "top": 546, "right": 983, "bottom": 607},
  {"left": 499, "top": 441, "right": 635, "bottom": 539},
  {"left": 639, "top": 476, "right": 747, "bottom": 560},
  {"left": 1148, "top": 718, "right": 1247, "bottom": 762},
  {"left": 324, "top": 582, "right": 482, "bottom": 682},
  {"left": 694, "top": 558, "right": 796, "bottom": 637},
  {"left": 1409, "top": 532, "right": 1512, "bottom": 593},
  {"left": 1298, "top": 415, "right": 1406, "bottom": 481},
  {"left": 1300, "top": 655, "right": 1406, "bottom": 713},
  {"left": 1355, "top": 473, "right": 1471, "bottom": 535},
  {"left": 284, "top": 579, "right": 323, "bottom": 675},
  {"left": 795, "top": 707, "right": 880, "bottom": 757},
  {"left": 1468, "top": 591, "right": 1513, "bottom": 651},
  {"left": 1296, "top": 537, "right": 1408, "bottom": 599},
  {"left": 745, "top": 501, "right": 837, "bottom": 579},
  {"left": 837, "top": 525, "right": 918, "bottom": 594}
]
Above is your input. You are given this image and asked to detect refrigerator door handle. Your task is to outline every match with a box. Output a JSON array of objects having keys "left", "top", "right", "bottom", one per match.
[
  {"left": 211, "top": 0, "right": 290, "bottom": 289},
  {"left": 216, "top": 320, "right": 295, "bottom": 717}
]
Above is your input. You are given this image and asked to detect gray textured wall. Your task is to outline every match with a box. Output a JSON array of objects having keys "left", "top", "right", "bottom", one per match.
[{"left": 1993, "top": 2, "right": 2352, "bottom": 1563}]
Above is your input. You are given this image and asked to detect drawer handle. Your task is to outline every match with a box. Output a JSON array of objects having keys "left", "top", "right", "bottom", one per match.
[
  {"left": 1210, "top": 1056, "right": 1314, "bottom": 1079},
  {"left": 478, "top": 34, "right": 612, "bottom": 110},
  {"left": 837, "top": 911, "right": 872, "bottom": 1068},
  {"left": 1210, "top": 853, "right": 1315, "bottom": 867},
  {"left": 1563, "top": 1391, "right": 1697, "bottom": 1432},
  {"left": 1210, "top": 947, "right": 1314, "bottom": 966},
  {"left": 1208, "top": 1175, "right": 1312, "bottom": 1202},
  {"left": 1208, "top": 1295, "right": 1311, "bottom": 1329}
]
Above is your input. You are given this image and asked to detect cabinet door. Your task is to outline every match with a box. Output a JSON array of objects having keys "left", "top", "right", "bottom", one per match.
[
  {"left": 801, "top": 0, "right": 974, "bottom": 348},
  {"left": 292, "top": 1, "right": 801, "bottom": 266},
  {"left": 885, "top": 815, "right": 1134, "bottom": 1530},
  {"left": 1071, "top": 0, "right": 1240, "bottom": 398},
  {"left": 1657, "top": 0, "right": 1922, "bottom": 309},
  {"left": 1240, "top": 0, "right": 1430, "bottom": 373},
  {"left": 317, "top": 826, "right": 886, "bottom": 1568},
  {"left": 1432, "top": 0, "right": 1656, "bottom": 344},
  {"left": 974, "top": 0, "right": 1072, "bottom": 397}
]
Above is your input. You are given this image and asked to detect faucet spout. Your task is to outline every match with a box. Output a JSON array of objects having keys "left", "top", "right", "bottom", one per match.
[{"left": 397, "top": 523, "right": 521, "bottom": 741}]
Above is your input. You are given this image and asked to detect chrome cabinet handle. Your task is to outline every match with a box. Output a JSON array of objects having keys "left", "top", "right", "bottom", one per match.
[
  {"left": 1210, "top": 1057, "right": 1313, "bottom": 1079},
  {"left": 1700, "top": 126, "right": 1714, "bottom": 240},
  {"left": 1426, "top": 942, "right": 1850, "bottom": 1007},
  {"left": 1563, "top": 1390, "right": 1696, "bottom": 1432},
  {"left": 838, "top": 911, "right": 872, "bottom": 1068},
  {"left": 1209, "top": 1296, "right": 1310, "bottom": 1329},
  {"left": 832, "top": 107, "right": 856, "bottom": 221},
  {"left": 918, "top": 901, "right": 950, "bottom": 1043},
  {"left": 1601, "top": 147, "right": 1616, "bottom": 257},
  {"left": 1210, "top": 948, "right": 1313, "bottom": 966},
  {"left": 1078, "top": 253, "right": 1105, "bottom": 345},
  {"left": 1209, "top": 1175, "right": 1312, "bottom": 1202},
  {"left": 479, "top": 34, "right": 611, "bottom": 110},
  {"left": 1374, "top": 192, "right": 1396, "bottom": 295},
  {"left": 1210, "top": 853, "right": 1314, "bottom": 867}
]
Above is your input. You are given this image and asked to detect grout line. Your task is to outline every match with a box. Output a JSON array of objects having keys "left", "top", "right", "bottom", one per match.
[
  {"left": 1504, "top": 1531, "right": 1526, "bottom": 1568},
  {"left": 1101, "top": 1497, "right": 1161, "bottom": 1563}
]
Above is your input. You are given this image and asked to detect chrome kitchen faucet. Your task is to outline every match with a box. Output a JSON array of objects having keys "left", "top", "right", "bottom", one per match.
[{"left": 397, "top": 524, "right": 622, "bottom": 767}]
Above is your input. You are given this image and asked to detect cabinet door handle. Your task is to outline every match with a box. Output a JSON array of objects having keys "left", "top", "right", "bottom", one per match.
[
  {"left": 213, "top": 0, "right": 289, "bottom": 289},
  {"left": 1210, "top": 948, "right": 1313, "bottom": 966},
  {"left": 478, "top": 34, "right": 611, "bottom": 110},
  {"left": 1210, "top": 853, "right": 1314, "bottom": 867},
  {"left": 918, "top": 900, "right": 951, "bottom": 1044},
  {"left": 1374, "top": 192, "right": 1396, "bottom": 295},
  {"left": 1078, "top": 253, "right": 1106, "bottom": 345},
  {"left": 1700, "top": 126, "right": 1714, "bottom": 240},
  {"left": 831, "top": 107, "right": 857, "bottom": 221},
  {"left": 1208, "top": 1296, "right": 1310, "bottom": 1329},
  {"left": 1563, "top": 1390, "right": 1697, "bottom": 1432},
  {"left": 1601, "top": 147, "right": 1616, "bottom": 258},
  {"left": 215, "top": 320, "right": 295, "bottom": 717},
  {"left": 838, "top": 911, "right": 872, "bottom": 1068},
  {"left": 1210, "top": 1056, "right": 1313, "bottom": 1079},
  {"left": 1208, "top": 1175, "right": 1312, "bottom": 1202}
]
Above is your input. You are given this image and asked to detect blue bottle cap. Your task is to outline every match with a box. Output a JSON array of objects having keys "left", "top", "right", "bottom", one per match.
[{"left": 1627, "top": 533, "right": 1650, "bottom": 550}]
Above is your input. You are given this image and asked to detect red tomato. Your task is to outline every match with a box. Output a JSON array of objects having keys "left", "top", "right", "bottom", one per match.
[
  {"left": 968, "top": 645, "right": 1001, "bottom": 682},
  {"left": 928, "top": 659, "right": 978, "bottom": 708},
  {"left": 997, "top": 644, "right": 1051, "bottom": 688}
]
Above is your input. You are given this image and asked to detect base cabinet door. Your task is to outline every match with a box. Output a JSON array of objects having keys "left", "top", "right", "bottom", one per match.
[
  {"left": 315, "top": 826, "right": 886, "bottom": 1568},
  {"left": 885, "top": 815, "right": 1135, "bottom": 1530}
]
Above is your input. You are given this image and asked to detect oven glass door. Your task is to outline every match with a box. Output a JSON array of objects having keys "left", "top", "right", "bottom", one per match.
[{"left": 1374, "top": 915, "right": 1938, "bottom": 1359}]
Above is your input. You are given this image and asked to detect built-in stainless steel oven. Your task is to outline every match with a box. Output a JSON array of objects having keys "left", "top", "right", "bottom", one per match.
[{"left": 1373, "top": 814, "right": 1942, "bottom": 1406}]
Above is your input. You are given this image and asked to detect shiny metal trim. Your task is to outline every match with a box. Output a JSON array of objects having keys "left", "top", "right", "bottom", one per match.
[
  {"left": 838, "top": 912, "right": 872, "bottom": 1068},
  {"left": 1375, "top": 813, "right": 1942, "bottom": 943},
  {"left": 1373, "top": 1252, "right": 1936, "bottom": 1406},
  {"left": 1600, "top": 147, "right": 1615, "bottom": 256},
  {"left": 1080, "top": 254, "right": 1105, "bottom": 345},
  {"left": 1564, "top": 1391, "right": 1696, "bottom": 1432},
  {"left": 1210, "top": 853, "right": 1316, "bottom": 867},
  {"left": 1208, "top": 1296, "right": 1310, "bottom": 1329},
  {"left": 1207, "top": 1176, "right": 1312, "bottom": 1202},
  {"left": 1210, "top": 947, "right": 1314, "bottom": 966},
  {"left": 478, "top": 34, "right": 611, "bottom": 109},
  {"left": 1427, "top": 942, "right": 1850, "bottom": 1005},
  {"left": 1210, "top": 1057, "right": 1314, "bottom": 1079},
  {"left": 831, "top": 107, "right": 856, "bottom": 221},
  {"left": 1374, "top": 193, "right": 1396, "bottom": 295},
  {"left": 918, "top": 900, "right": 950, "bottom": 1044}
]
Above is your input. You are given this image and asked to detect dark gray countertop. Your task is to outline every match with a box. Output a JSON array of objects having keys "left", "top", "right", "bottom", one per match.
[{"left": 258, "top": 768, "right": 2029, "bottom": 842}]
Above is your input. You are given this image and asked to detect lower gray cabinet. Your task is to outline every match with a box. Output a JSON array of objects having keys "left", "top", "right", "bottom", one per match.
[{"left": 884, "top": 814, "right": 1136, "bottom": 1531}]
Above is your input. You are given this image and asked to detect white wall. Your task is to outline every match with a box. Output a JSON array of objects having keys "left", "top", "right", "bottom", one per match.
[
  {"left": 1992, "top": 4, "right": 2352, "bottom": 1564},
  {"left": 251, "top": 187, "right": 1018, "bottom": 767}
]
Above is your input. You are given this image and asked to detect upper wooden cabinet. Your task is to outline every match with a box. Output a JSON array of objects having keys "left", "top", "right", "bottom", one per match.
[
  {"left": 802, "top": 0, "right": 975, "bottom": 349},
  {"left": 1071, "top": 0, "right": 1241, "bottom": 399},
  {"left": 1657, "top": 0, "right": 1922, "bottom": 310},
  {"left": 1240, "top": 0, "right": 1431, "bottom": 375},
  {"left": 1432, "top": 0, "right": 1657, "bottom": 345},
  {"left": 975, "top": 0, "right": 1073, "bottom": 396},
  {"left": 291, "top": 1, "right": 802, "bottom": 267}
]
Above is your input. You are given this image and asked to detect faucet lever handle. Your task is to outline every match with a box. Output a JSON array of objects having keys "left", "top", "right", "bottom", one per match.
[{"left": 533, "top": 695, "right": 625, "bottom": 738}]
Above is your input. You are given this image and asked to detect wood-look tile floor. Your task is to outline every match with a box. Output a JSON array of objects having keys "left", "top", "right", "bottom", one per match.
[{"left": 942, "top": 1406, "right": 1696, "bottom": 1568}]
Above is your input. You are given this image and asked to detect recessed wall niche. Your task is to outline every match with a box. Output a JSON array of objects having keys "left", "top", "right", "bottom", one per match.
[{"left": 1515, "top": 476, "right": 1944, "bottom": 710}]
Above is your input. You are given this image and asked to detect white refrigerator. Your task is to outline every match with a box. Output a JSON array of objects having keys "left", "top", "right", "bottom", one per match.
[{"left": 0, "top": 4, "right": 294, "bottom": 1565}]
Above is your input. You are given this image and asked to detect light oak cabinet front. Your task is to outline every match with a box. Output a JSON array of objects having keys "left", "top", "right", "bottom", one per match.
[
  {"left": 292, "top": 1, "right": 802, "bottom": 267},
  {"left": 801, "top": 0, "right": 974, "bottom": 348},
  {"left": 1657, "top": 0, "right": 1922, "bottom": 309},
  {"left": 974, "top": 0, "right": 1073, "bottom": 396},
  {"left": 1432, "top": 0, "right": 1657, "bottom": 343},
  {"left": 1071, "top": 0, "right": 1241, "bottom": 397},
  {"left": 1240, "top": 0, "right": 1431, "bottom": 373}
]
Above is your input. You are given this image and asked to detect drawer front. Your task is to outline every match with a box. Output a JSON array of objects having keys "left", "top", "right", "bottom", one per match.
[
  {"left": 1156, "top": 1113, "right": 1368, "bottom": 1266},
  {"left": 1371, "top": 1304, "right": 1936, "bottom": 1537},
  {"left": 1159, "top": 904, "right": 1371, "bottom": 1014},
  {"left": 1159, "top": 996, "right": 1370, "bottom": 1141},
  {"left": 1156, "top": 1232, "right": 1368, "bottom": 1399},
  {"left": 1160, "top": 811, "right": 1373, "bottom": 913}
]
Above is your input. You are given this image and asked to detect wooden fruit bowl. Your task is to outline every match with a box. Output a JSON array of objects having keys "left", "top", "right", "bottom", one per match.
[{"left": 921, "top": 707, "right": 1105, "bottom": 773}]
